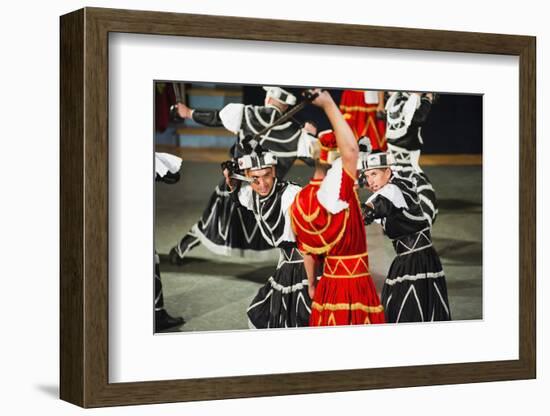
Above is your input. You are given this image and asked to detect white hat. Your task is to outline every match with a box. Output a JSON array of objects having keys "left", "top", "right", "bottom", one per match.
[
  {"left": 361, "top": 151, "right": 395, "bottom": 171},
  {"left": 237, "top": 152, "right": 278, "bottom": 171},
  {"left": 357, "top": 136, "right": 374, "bottom": 170},
  {"left": 263, "top": 86, "right": 297, "bottom": 106}
]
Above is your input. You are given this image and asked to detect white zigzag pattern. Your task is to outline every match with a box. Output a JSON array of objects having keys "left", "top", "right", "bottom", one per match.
[
  {"left": 396, "top": 285, "right": 424, "bottom": 323},
  {"left": 386, "top": 270, "right": 445, "bottom": 286},
  {"left": 268, "top": 277, "right": 309, "bottom": 294}
]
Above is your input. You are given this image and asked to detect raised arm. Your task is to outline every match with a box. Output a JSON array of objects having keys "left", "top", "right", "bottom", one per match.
[
  {"left": 412, "top": 93, "right": 433, "bottom": 124},
  {"left": 311, "top": 89, "right": 359, "bottom": 177}
]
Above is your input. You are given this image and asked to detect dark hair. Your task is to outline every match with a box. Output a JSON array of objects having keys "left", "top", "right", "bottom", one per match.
[{"left": 304, "top": 119, "right": 318, "bottom": 128}]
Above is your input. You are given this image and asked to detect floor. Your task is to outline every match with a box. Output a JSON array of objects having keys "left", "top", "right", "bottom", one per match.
[{"left": 155, "top": 160, "right": 482, "bottom": 333}]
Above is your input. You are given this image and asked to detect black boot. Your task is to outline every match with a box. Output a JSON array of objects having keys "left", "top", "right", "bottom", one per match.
[
  {"left": 155, "top": 309, "right": 185, "bottom": 331},
  {"left": 169, "top": 233, "right": 200, "bottom": 265},
  {"left": 154, "top": 254, "right": 185, "bottom": 331}
]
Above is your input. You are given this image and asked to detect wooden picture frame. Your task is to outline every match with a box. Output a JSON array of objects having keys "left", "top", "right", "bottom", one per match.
[{"left": 60, "top": 7, "right": 536, "bottom": 408}]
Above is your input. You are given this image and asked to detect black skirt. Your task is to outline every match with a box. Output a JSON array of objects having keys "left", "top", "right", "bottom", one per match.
[
  {"left": 247, "top": 246, "right": 312, "bottom": 328},
  {"left": 381, "top": 242, "right": 451, "bottom": 323},
  {"left": 192, "top": 178, "right": 273, "bottom": 255}
]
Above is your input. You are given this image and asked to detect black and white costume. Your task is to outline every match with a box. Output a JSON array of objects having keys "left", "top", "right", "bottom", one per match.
[
  {"left": 155, "top": 153, "right": 185, "bottom": 331},
  {"left": 385, "top": 92, "right": 438, "bottom": 225},
  {"left": 171, "top": 90, "right": 315, "bottom": 260},
  {"left": 234, "top": 178, "right": 312, "bottom": 328},
  {"left": 364, "top": 176, "right": 451, "bottom": 323}
]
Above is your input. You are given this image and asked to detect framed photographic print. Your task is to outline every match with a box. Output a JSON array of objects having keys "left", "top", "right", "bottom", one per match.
[{"left": 60, "top": 7, "right": 536, "bottom": 408}]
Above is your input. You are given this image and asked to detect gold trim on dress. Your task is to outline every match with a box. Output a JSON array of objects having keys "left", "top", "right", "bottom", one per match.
[
  {"left": 296, "top": 201, "right": 320, "bottom": 222},
  {"left": 324, "top": 209, "right": 349, "bottom": 254},
  {"left": 298, "top": 240, "right": 335, "bottom": 255},
  {"left": 342, "top": 165, "right": 357, "bottom": 181},
  {"left": 290, "top": 186, "right": 350, "bottom": 255},
  {"left": 326, "top": 251, "right": 368, "bottom": 260},
  {"left": 293, "top": 187, "right": 320, "bottom": 222},
  {"left": 325, "top": 249, "right": 368, "bottom": 273},
  {"left": 292, "top": 209, "right": 332, "bottom": 237},
  {"left": 323, "top": 272, "right": 371, "bottom": 279},
  {"left": 360, "top": 115, "right": 386, "bottom": 148},
  {"left": 291, "top": 210, "right": 349, "bottom": 256},
  {"left": 312, "top": 301, "right": 384, "bottom": 313},
  {"left": 339, "top": 105, "right": 377, "bottom": 113},
  {"left": 353, "top": 188, "right": 362, "bottom": 207},
  {"left": 324, "top": 256, "right": 369, "bottom": 277}
]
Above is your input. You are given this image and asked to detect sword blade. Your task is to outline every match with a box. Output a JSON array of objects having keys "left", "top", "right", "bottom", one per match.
[{"left": 230, "top": 173, "right": 254, "bottom": 183}]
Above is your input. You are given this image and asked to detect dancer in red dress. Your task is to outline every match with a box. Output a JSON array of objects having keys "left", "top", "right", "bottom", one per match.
[
  {"left": 339, "top": 90, "right": 387, "bottom": 151},
  {"left": 290, "top": 90, "right": 385, "bottom": 326}
]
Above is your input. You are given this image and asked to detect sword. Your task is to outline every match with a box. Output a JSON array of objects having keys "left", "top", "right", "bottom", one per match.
[
  {"left": 169, "top": 82, "right": 188, "bottom": 122},
  {"left": 229, "top": 173, "right": 254, "bottom": 183},
  {"left": 239, "top": 89, "right": 319, "bottom": 156},
  {"left": 172, "top": 82, "right": 186, "bottom": 104},
  {"left": 221, "top": 159, "right": 255, "bottom": 184},
  {"left": 250, "top": 89, "right": 319, "bottom": 142}
]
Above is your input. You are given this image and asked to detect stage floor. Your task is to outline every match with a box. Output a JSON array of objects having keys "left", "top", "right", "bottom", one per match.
[{"left": 155, "top": 161, "right": 482, "bottom": 333}]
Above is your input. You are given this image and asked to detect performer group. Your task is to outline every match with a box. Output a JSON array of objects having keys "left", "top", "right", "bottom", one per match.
[{"left": 156, "top": 84, "right": 451, "bottom": 330}]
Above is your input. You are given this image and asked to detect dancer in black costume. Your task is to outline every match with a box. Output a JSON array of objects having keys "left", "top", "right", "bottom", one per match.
[
  {"left": 223, "top": 150, "right": 312, "bottom": 328},
  {"left": 385, "top": 91, "right": 438, "bottom": 225},
  {"left": 169, "top": 87, "right": 316, "bottom": 262},
  {"left": 362, "top": 151, "right": 451, "bottom": 323}
]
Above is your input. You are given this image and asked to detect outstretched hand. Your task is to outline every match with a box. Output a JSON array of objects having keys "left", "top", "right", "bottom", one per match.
[
  {"left": 176, "top": 103, "right": 193, "bottom": 119},
  {"left": 362, "top": 203, "right": 377, "bottom": 225},
  {"left": 222, "top": 168, "right": 236, "bottom": 191}
]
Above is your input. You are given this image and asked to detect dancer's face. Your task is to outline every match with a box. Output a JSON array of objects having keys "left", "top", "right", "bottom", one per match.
[
  {"left": 246, "top": 167, "right": 275, "bottom": 197},
  {"left": 365, "top": 168, "right": 391, "bottom": 192},
  {"left": 303, "top": 122, "right": 318, "bottom": 136}
]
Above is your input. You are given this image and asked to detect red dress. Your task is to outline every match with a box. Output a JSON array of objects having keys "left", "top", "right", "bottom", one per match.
[
  {"left": 290, "top": 159, "right": 385, "bottom": 326},
  {"left": 339, "top": 90, "right": 387, "bottom": 151}
]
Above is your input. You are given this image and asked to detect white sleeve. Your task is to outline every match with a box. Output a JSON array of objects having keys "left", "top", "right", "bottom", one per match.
[
  {"left": 237, "top": 184, "right": 254, "bottom": 211},
  {"left": 364, "top": 91, "right": 379, "bottom": 104},
  {"left": 280, "top": 184, "right": 301, "bottom": 242},
  {"left": 366, "top": 183, "right": 408, "bottom": 209},
  {"left": 155, "top": 152, "right": 182, "bottom": 177},
  {"left": 296, "top": 131, "right": 317, "bottom": 158},
  {"left": 219, "top": 103, "right": 245, "bottom": 134},
  {"left": 403, "top": 94, "right": 421, "bottom": 127},
  {"left": 317, "top": 158, "right": 350, "bottom": 214}
]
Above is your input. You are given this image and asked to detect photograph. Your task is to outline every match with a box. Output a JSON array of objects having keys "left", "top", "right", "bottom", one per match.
[
  {"left": 153, "top": 81, "right": 483, "bottom": 333},
  {"left": 54, "top": 5, "right": 538, "bottom": 410}
]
